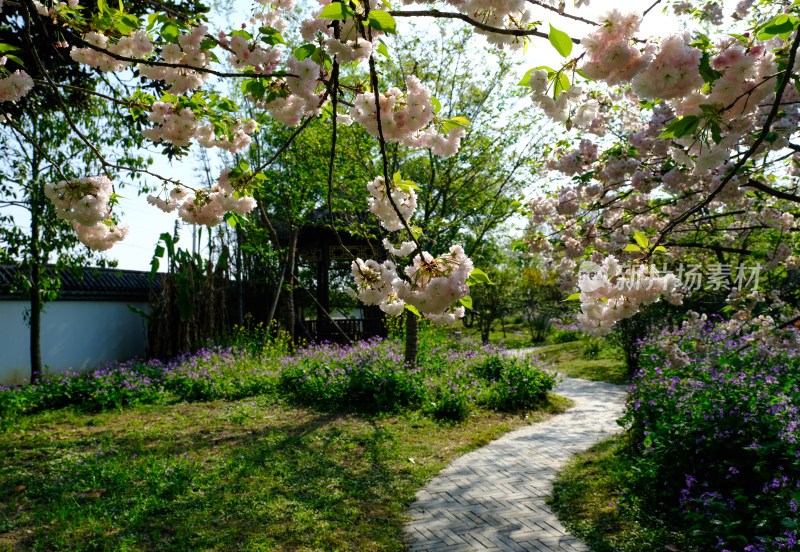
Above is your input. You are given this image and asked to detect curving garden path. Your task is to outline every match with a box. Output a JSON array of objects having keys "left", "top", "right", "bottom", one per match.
[{"left": 403, "top": 356, "right": 627, "bottom": 552}]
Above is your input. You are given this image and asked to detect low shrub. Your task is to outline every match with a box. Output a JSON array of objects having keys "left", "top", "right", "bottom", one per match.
[
  {"left": 482, "top": 358, "right": 558, "bottom": 412},
  {"left": 620, "top": 320, "right": 800, "bottom": 552},
  {"left": 552, "top": 328, "right": 582, "bottom": 343},
  {"left": 581, "top": 337, "right": 603, "bottom": 359},
  {"left": 1, "top": 338, "right": 558, "bottom": 426}
]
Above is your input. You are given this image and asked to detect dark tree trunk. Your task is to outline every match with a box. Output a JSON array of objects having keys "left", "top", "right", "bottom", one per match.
[
  {"left": 29, "top": 194, "right": 42, "bottom": 381},
  {"left": 283, "top": 228, "right": 299, "bottom": 344},
  {"left": 480, "top": 321, "right": 490, "bottom": 344},
  {"left": 404, "top": 311, "right": 418, "bottom": 366}
]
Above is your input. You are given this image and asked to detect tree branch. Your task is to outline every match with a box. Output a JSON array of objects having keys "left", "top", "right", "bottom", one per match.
[
  {"left": 645, "top": 29, "right": 800, "bottom": 259},
  {"left": 743, "top": 178, "right": 800, "bottom": 203},
  {"left": 389, "top": 9, "right": 565, "bottom": 42}
]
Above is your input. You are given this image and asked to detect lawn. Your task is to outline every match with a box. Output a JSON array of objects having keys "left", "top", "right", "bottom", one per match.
[
  {"left": 533, "top": 341, "right": 629, "bottom": 385},
  {"left": 0, "top": 334, "right": 571, "bottom": 551},
  {"left": 549, "top": 435, "right": 699, "bottom": 552},
  {"left": 0, "top": 395, "right": 569, "bottom": 552}
]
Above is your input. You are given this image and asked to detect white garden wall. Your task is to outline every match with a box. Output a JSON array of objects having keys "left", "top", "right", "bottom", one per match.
[{"left": 0, "top": 300, "right": 149, "bottom": 384}]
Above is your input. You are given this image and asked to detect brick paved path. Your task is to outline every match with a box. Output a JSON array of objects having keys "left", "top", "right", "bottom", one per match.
[{"left": 404, "top": 368, "right": 626, "bottom": 552}]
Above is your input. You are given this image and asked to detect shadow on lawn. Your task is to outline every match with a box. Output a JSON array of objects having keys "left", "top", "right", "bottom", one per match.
[{"left": 1, "top": 410, "right": 420, "bottom": 552}]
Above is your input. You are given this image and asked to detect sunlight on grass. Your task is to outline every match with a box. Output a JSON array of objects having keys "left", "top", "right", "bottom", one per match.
[
  {"left": 0, "top": 396, "right": 570, "bottom": 552},
  {"left": 549, "top": 436, "right": 699, "bottom": 552},
  {"left": 534, "top": 341, "right": 628, "bottom": 385}
]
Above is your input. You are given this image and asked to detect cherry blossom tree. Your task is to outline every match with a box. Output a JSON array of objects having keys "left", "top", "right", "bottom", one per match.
[{"left": 1, "top": 0, "right": 799, "bottom": 360}]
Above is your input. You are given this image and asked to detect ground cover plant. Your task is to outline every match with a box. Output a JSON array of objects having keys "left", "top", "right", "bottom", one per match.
[
  {"left": 0, "top": 334, "right": 558, "bottom": 426},
  {"left": 615, "top": 319, "right": 800, "bottom": 552}
]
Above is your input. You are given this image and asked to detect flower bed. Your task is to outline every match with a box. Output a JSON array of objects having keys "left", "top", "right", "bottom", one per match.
[
  {"left": 0, "top": 338, "right": 558, "bottom": 425},
  {"left": 621, "top": 320, "right": 800, "bottom": 552}
]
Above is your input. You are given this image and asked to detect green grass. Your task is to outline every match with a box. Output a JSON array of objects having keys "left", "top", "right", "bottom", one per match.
[
  {"left": 534, "top": 341, "right": 629, "bottom": 385},
  {"left": 0, "top": 394, "right": 571, "bottom": 552},
  {"left": 548, "top": 436, "right": 699, "bottom": 552},
  {"left": 446, "top": 325, "right": 537, "bottom": 349}
]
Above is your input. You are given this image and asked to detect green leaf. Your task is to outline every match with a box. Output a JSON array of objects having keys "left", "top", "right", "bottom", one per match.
[
  {"left": 405, "top": 304, "right": 421, "bottom": 317},
  {"left": 97, "top": 0, "right": 108, "bottom": 14},
  {"left": 565, "top": 293, "right": 581, "bottom": 301},
  {"left": 634, "top": 230, "right": 648, "bottom": 248},
  {"left": 659, "top": 115, "right": 701, "bottom": 139},
  {"left": 644, "top": 435, "right": 653, "bottom": 448},
  {"left": 116, "top": 14, "right": 141, "bottom": 35},
  {"left": 154, "top": 244, "right": 165, "bottom": 258},
  {"left": 161, "top": 21, "right": 179, "bottom": 43},
  {"left": 259, "top": 26, "right": 285, "bottom": 45},
  {"left": 757, "top": 14, "right": 800, "bottom": 41},
  {"left": 553, "top": 72, "right": 570, "bottom": 99},
  {"left": 653, "top": 246, "right": 668, "bottom": 254},
  {"left": 430, "top": 96, "right": 441, "bottom": 113},
  {"left": 127, "top": 303, "right": 151, "bottom": 321},
  {"left": 381, "top": 0, "right": 391, "bottom": 8},
  {"left": 517, "top": 65, "right": 553, "bottom": 86},
  {"left": 318, "top": 2, "right": 352, "bottom": 20},
  {"left": 460, "top": 295, "right": 473, "bottom": 309},
  {"left": 368, "top": 10, "right": 397, "bottom": 34},
  {"left": 710, "top": 122, "right": 722, "bottom": 144},
  {"left": 548, "top": 24, "right": 573, "bottom": 58},
  {"left": 698, "top": 51, "right": 723, "bottom": 84},
  {"left": 225, "top": 212, "right": 239, "bottom": 227},
  {"left": 447, "top": 116, "right": 471, "bottom": 127},
  {"left": 4, "top": 54, "right": 23, "bottom": 66},
  {"left": 294, "top": 43, "right": 317, "bottom": 61},
  {"left": 0, "top": 43, "right": 20, "bottom": 53},
  {"left": 466, "top": 268, "right": 493, "bottom": 286},
  {"left": 624, "top": 244, "right": 642, "bottom": 252},
  {"left": 149, "top": 257, "right": 160, "bottom": 280},
  {"left": 376, "top": 40, "right": 390, "bottom": 58}
]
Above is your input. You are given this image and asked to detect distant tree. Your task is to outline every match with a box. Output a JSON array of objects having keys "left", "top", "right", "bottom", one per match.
[{"left": 0, "top": 105, "right": 146, "bottom": 379}]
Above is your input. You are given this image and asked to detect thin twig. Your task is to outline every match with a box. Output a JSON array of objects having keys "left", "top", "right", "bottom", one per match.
[
  {"left": 325, "top": 18, "right": 357, "bottom": 262},
  {"left": 525, "top": 0, "right": 598, "bottom": 26},
  {"left": 366, "top": 7, "right": 422, "bottom": 252},
  {"left": 643, "top": 0, "right": 662, "bottom": 17}
]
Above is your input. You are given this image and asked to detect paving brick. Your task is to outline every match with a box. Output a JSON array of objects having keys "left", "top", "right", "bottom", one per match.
[{"left": 403, "top": 361, "right": 626, "bottom": 552}]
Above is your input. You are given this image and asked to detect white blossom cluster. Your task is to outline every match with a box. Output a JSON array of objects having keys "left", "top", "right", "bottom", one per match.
[
  {"left": 351, "top": 174, "right": 474, "bottom": 324},
  {"left": 143, "top": 102, "right": 257, "bottom": 151},
  {"left": 366, "top": 176, "right": 417, "bottom": 232},
  {"left": 137, "top": 26, "right": 211, "bottom": 95},
  {"left": 395, "top": 245, "right": 473, "bottom": 324},
  {"left": 383, "top": 238, "right": 416, "bottom": 257},
  {"left": 350, "top": 245, "right": 473, "bottom": 323},
  {"left": 70, "top": 30, "right": 153, "bottom": 73},
  {"left": 350, "top": 76, "right": 465, "bottom": 158},
  {"left": 224, "top": 31, "right": 282, "bottom": 74},
  {"left": 44, "top": 176, "right": 129, "bottom": 251},
  {"left": 0, "top": 70, "right": 34, "bottom": 103},
  {"left": 402, "top": 0, "right": 537, "bottom": 50},
  {"left": 576, "top": 256, "right": 683, "bottom": 335},
  {"left": 146, "top": 168, "right": 256, "bottom": 227},
  {"left": 260, "top": 56, "right": 324, "bottom": 126},
  {"left": 350, "top": 258, "right": 405, "bottom": 316}
]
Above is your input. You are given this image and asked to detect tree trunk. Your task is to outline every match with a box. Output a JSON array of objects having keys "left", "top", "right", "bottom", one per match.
[
  {"left": 481, "top": 322, "right": 490, "bottom": 344},
  {"left": 283, "top": 228, "right": 299, "bottom": 344},
  {"left": 29, "top": 182, "right": 42, "bottom": 381},
  {"left": 404, "top": 311, "right": 418, "bottom": 366}
]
